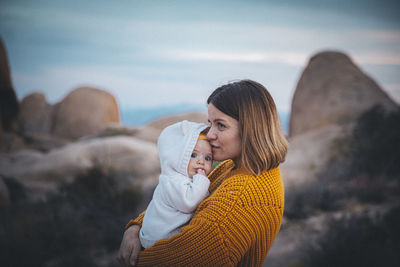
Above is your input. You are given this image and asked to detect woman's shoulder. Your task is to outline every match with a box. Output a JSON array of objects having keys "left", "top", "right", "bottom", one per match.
[
  {"left": 196, "top": 166, "right": 284, "bottom": 221},
  {"left": 216, "top": 166, "right": 284, "bottom": 204},
  {"left": 212, "top": 164, "right": 282, "bottom": 190}
]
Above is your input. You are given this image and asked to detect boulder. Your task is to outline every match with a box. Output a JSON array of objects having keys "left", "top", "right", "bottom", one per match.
[
  {"left": 18, "top": 92, "right": 53, "bottom": 135},
  {"left": 81, "top": 124, "right": 139, "bottom": 140},
  {"left": 0, "top": 132, "right": 26, "bottom": 152},
  {"left": 137, "top": 112, "right": 208, "bottom": 143},
  {"left": 281, "top": 123, "right": 353, "bottom": 189},
  {"left": 0, "top": 136, "right": 160, "bottom": 201},
  {"left": 289, "top": 51, "right": 398, "bottom": 137},
  {"left": 0, "top": 37, "right": 18, "bottom": 132},
  {"left": 22, "top": 133, "right": 70, "bottom": 152},
  {"left": 146, "top": 112, "right": 208, "bottom": 130},
  {"left": 0, "top": 176, "right": 10, "bottom": 208},
  {"left": 52, "top": 87, "right": 121, "bottom": 140}
]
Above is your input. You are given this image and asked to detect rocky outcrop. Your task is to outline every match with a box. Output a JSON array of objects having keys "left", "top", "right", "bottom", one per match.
[
  {"left": 0, "top": 136, "right": 160, "bottom": 201},
  {"left": 283, "top": 51, "right": 399, "bottom": 190},
  {"left": 281, "top": 123, "right": 353, "bottom": 189},
  {"left": 52, "top": 87, "right": 121, "bottom": 140},
  {"left": 0, "top": 177, "right": 10, "bottom": 208},
  {"left": 137, "top": 112, "right": 208, "bottom": 143},
  {"left": 16, "top": 88, "right": 121, "bottom": 150},
  {"left": 80, "top": 112, "right": 208, "bottom": 144},
  {"left": 277, "top": 51, "right": 400, "bottom": 266},
  {"left": 289, "top": 51, "right": 397, "bottom": 137},
  {"left": 0, "top": 38, "right": 18, "bottom": 133},
  {"left": 146, "top": 112, "right": 207, "bottom": 130},
  {"left": 19, "top": 92, "right": 53, "bottom": 135}
]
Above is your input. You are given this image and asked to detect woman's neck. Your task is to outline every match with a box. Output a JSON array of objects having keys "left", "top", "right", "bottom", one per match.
[{"left": 232, "top": 157, "right": 241, "bottom": 170}]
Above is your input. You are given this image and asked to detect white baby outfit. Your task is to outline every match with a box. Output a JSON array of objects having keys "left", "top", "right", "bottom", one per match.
[{"left": 139, "top": 120, "right": 210, "bottom": 248}]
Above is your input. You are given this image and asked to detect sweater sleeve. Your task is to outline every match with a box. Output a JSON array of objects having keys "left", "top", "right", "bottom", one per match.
[
  {"left": 126, "top": 166, "right": 284, "bottom": 266},
  {"left": 125, "top": 210, "right": 146, "bottom": 229},
  {"left": 162, "top": 174, "right": 210, "bottom": 213},
  {"left": 134, "top": 173, "right": 247, "bottom": 266}
]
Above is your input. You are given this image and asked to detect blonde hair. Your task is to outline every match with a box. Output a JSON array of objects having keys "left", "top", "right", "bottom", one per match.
[{"left": 207, "top": 80, "right": 288, "bottom": 176}]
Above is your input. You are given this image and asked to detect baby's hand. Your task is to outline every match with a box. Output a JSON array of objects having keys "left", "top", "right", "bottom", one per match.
[{"left": 196, "top": 169, "right": 206, "bottom": 176}]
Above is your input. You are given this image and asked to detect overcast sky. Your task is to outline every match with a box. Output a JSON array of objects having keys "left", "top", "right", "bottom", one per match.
[{"left": 1, "top": 0, "right": 399, "bottom": 113}]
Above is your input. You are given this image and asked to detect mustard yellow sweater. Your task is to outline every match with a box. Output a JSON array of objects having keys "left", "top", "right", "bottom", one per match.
[{"left": 126, "top": 160, "right": 284, "bottom": 266}]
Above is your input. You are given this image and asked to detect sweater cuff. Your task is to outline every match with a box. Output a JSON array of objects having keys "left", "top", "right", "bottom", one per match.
[
  {"left": 125, "top": 210, "right": 146, "bottom": 230},
  {"left": 193, "top": 174, "right": 211, "bottom": 189}
]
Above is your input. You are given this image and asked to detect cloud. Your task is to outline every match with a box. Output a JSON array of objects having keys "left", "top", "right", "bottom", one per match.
[
  {"left": 353, "top": 54, "right": 400, "bottom": 66},
  {"left": 166, "top": 49, "right": 400, "bottom": 67},
  {"left": 12, "top": 65, "right": 210, "bottom": 108},
  {"left": 166, "top": 51, "right": 309, "bottom": 66}
]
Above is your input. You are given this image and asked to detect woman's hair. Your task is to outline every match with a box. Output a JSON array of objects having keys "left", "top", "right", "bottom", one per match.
[{"left": 207, "top": 79, "right": 288, "bottom": 175}]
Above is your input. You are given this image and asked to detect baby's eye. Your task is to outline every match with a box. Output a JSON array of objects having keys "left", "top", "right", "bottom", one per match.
[
  {"left": 205, "top": 156, "right": 212, "bottom": 161},
  {"left": 191, "top": 153, "right": 197, "bottom": 158}
]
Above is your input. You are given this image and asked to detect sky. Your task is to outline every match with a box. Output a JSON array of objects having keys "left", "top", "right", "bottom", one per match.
[{"left": 1, "top": 0, "right": 399, "bottom": 115}]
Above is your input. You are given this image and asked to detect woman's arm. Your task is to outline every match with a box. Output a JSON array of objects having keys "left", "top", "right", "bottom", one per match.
[
  {"left": 119, "top": 211, "right": 236, "bottom": 267},
  {"left": 117, "top": 225, "right": 141, "bottom": 267},
  {"left": 118, "top": 160, "right": 236, "bottom": 266},
  {"left": 135, "top": 218, "right": 234, "bottom": 266}
]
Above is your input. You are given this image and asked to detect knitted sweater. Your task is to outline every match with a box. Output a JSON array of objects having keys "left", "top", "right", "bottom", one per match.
[{"left": 126, "top": 159, "right": 285, "bottom": 266}]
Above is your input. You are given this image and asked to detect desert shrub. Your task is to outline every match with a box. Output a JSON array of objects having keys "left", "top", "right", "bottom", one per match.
[
  {"left": 351, "top": 105, "right": 400, "bottom": 181},
  {"left": 347, "top": 105, "right": 400, "bottom": 203},
  {"left": 0, "top": 169, "right": 142, "bottom": 267},
  {"left": 285, "top": 105, "right": 400, "bottom": 219},
  {"left": 284, "top": 181, "right": 346, "bottom": 220},
  {"left": 305, "top": 206, "right": 400, "bottom": 267}
]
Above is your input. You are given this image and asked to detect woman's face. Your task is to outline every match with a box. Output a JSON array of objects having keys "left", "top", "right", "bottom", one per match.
[{"left": 207, "top": 103, "right": 242, "bottom": 163}]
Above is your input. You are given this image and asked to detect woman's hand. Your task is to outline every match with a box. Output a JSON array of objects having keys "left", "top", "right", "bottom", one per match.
[{"left": 117, "top": 225, "right": 141, "bottom": 267}]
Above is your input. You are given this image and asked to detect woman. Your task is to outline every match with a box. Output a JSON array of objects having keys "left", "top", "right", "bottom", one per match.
[{"left": 117, "top": 79, "right": 288, "bottom": 266}]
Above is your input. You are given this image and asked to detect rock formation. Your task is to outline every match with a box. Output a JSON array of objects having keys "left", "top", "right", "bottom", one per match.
[
  {"left": 52, "top": 87, "right": 121, "bottom": 140},
  {"left": 0, "top": 177, "right": 10, "bottom": 208},
  {"left": 283, "top": 50, "right": 400, "bottom": 188},
  {"left": 289, "top": 51, "right": 397, "bottom": 137},
  {"left": 270, "top": 51, "right": 399, "bottom": 266},
  {"left": 19, "top": 92, "right": 53, "bottom": 135},
  {"left": 136, "top": 112, "right": 208, "bottom": 143},
  {"left": 146, "top": 112, "right": 208, "bottom": 130},
  {"left": 0, "top": 135, "right": 160, "bottom": 201},
  {"left": 0, "top": 37, "right": 19, "bottom": 133}
]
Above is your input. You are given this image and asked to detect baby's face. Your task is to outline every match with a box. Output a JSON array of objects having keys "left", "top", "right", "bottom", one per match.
[{"left": 187, "top": 139, "right": 213, "bottom": 178}]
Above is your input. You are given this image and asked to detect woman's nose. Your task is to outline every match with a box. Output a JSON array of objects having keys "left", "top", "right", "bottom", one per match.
[{"left": 207, "top": 126, "right": 217, "bottom": 140}]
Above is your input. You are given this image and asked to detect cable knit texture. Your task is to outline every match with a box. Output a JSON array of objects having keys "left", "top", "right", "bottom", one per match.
[{"left": 126, "top": 159, "right": 285, "bottom": 266}]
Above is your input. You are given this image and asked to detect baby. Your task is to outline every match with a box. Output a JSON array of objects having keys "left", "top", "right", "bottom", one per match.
[{"left": 139, "top": 120, "right": 213, "bottom": 249}]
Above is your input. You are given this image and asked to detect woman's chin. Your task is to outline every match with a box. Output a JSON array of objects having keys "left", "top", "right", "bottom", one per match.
[{"left": 213, "top": 154, "right": 225, "bottom": 162}]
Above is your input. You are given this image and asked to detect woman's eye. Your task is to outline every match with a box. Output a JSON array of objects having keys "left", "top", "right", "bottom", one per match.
[
  {"left": 191, "top": 153, "right": 197, "bottom": 158},
  {"left": 218, "top": 122, "right": 226, "bottom": 129},
  {"left": 205, "top": 156, "right": 212, "bottom": 161}
]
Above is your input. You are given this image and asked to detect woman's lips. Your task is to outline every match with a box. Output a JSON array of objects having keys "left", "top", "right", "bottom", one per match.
[{"left": 211, "top": 144, "right": 219, "bottom": 150}]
